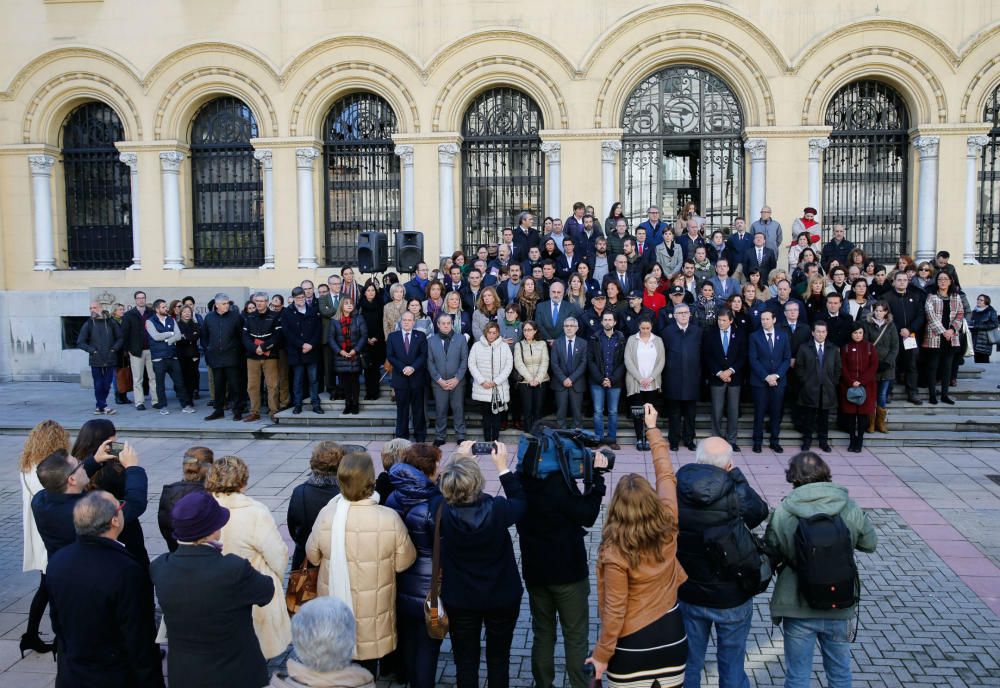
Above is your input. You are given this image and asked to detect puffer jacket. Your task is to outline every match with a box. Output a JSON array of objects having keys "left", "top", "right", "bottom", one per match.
[
  {"left": 513, "top": 338, "right": 549, "bottom": 385},
  {"left": 305, "top": 497, "right": 416, "bottom": 659},
  {"left": 468, "top": 336, "right": 513, "bottom": 404},
  {"left": 77, "top": 314, "right": 122, "bottom": 368},
  {"left": 213, "top": 491, "right": 292, "bottom": 659},
  {"left": 329, "top": 315, "right": 368, "bottom": 374},
  {"left": 385, "top": 463, "right": 442, "bottom": 618},
  {"left": 676, "top": 464, "right": 769, "bottom": 608},
  {"left": 763, "top": 481, "right": 877, "bottom": 622}
]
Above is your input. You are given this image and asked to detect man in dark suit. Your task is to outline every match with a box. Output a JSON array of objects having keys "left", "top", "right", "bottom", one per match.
[
  {"left": 742, "top": 231, "right": 777, "bottom": 278},
  {"left": 703, "top": 308, "right": 746, "bottom": 450},
  {"left": 281, "top": 287, "right": 325, "bottom": 414},
  {"left": 725, "top": 217, "right": 753, "bottom": 273},
  {"left": 765, "top": 279, "right": 804, "bottom": 327},
  {"left": 820, "top": 293, "right": 854, "bottom": 347},
  {"left": 550, "top": 317, "right": 588, "bottom": 428},
  {"left": 662, "top": 304, "right": 702, "bottom": 451},
  {"left": 47, "top": 491, "right": 164, "bottom": 688},
  {"left": 564, "top": 202, "right": 587, "bottom": 242},
  {"left": 151, "top": 492, "right": 275, "bottom": 688},
  {"left": 513, "top": 212, "right": 541, "bottom": 263},
  {"left": 460, "top": 268, "right": 484, "bottom": 313},
  {"left": 536, "top": 281, "right": 581, "bottom": 344},
  {"left": 427, "top": 313, "right": 469, "bottom": 446},
  {"left": 795, "top": 322, "right": 842, "bottom": 452},
  {"left": 386, "top": 311, "right": 429, "bottom": 441},
  {"left": 783, "top": 301, "right": 813, "bottom": 433},
  {"left": 748, "top": 310, "right": 791, "bottom": 453},
  {"left": 602, "top": 253, "right": 638, "bottom": 297},
  {"left": 556, "top": 237, "right": 583, "bottom": 281}
]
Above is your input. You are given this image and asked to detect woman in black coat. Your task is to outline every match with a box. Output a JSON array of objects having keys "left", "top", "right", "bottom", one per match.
[
  {"left": 287, "top": 441, "right": 343, "bottom": 569},
  {"left": 328, "top": 296, "right": 368, "bottom": 415},
  {"left": 969, "top": 293, "right": 999, "bottom": 364},
  {"left": 157, "top": 447, "right": 214, "bottom": 552},
  {"left": 176, "top": 305, "right": 202, "bottom": 403},
  {"left": 359, "top": 281, "right": 386, "bottom": 399}
]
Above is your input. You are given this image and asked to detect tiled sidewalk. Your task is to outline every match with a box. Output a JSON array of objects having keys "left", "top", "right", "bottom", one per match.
[{"left": 0, "top": 431, "right": 997, "bottom": 685}]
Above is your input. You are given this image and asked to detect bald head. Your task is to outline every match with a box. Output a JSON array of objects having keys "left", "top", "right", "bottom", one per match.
[
  {"left": 696, "top": 437, "right": 734, "bottom": 470},
  {"left": 73, "top": 490, "right": 121, "bottom": 539}
]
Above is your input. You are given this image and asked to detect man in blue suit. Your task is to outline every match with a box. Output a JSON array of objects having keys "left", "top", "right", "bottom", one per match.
[
  {"left": 748, "top": 310, "right": 791, "bottom": 453},
  {"left": 386, "top": 311, "right": 429, "bottom": 441},
  {"left": 550, "top": 317, "right": 588, "bottom": 428},
  {"left": 703, "top": 308, "right": 747, "bottom": 451},
  {"left": 636, "top": 205, "right": 669, "bottom": 247},
  {"left": 535, "top": 281, "right": 581, "bottom": 344},
  {"left": 725, "top": 217, "right": 753, "bottom": 271}
]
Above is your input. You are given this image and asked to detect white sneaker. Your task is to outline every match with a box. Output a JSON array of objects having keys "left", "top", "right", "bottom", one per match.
[
  {"left": 182, "top": 406, "right": 195, "bottom": 414},
  {"left": 160, "top": 408, "right": 170, "bottom": 415}
]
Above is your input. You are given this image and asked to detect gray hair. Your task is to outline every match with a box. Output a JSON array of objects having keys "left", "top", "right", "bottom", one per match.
[
  {"left": 252, "top": 291, "right": 268, "bottom": 301},
  {"left": 563, "top": 316, "right": 578, "bottom": 326},
  {"left": 440, "top": 456, "right": 485, "bottom": 506},
  {"left": 517, "top": 211, "right": 532, "bottom": 226},
  {"left": 214, "top": 292, "right": 230, "bottom": 304},
  {"left": 696, "top": 437, "right": 734, "bottom": 470},
  {"left": 380, "top": 437, "right": 412, "bottom": 471},
  {"left": 291, "top": 597, "right": 356, "bottom": 673},
  {"left": 73, "top": 491, "right": 118, "bottom": 537},
  {"left": 389, "top": 283, "right": 405, "bottom": 299}
]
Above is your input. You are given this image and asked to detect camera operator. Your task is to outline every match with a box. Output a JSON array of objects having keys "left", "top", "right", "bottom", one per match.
[{"left": 516, "top": 437, "right": 608, "bottom": 688}]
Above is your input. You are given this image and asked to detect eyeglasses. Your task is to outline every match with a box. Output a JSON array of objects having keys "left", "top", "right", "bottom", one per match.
[{"left": 65, "top": 460, "right": 86, "bottom": 483}]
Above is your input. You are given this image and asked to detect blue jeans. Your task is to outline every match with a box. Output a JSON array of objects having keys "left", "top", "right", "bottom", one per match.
[
  {"left": 877, "top": 379, "right": 891, "bottom": 408},
  {"left": 291, "top": 363, "right": 319, "bottom": 406},
  {"left": 679, "top": 599, "right": 752, "bottom": 688},
  {"left": 590, "top": 385, "right": 621, "bottom": 440},
  {"left": 782, "top": 617, "right": 852, "bottom": 688},
  {"left": 91, "top": 366, "right": 115, "bottom": 410}
]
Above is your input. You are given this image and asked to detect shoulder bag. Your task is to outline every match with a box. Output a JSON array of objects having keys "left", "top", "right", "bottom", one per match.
[
  {"left": 425, "top": 502, "right": 449, "bottom": 639},
  {"left": 286, "top": 559, "right": 319, "bottom": 616}
]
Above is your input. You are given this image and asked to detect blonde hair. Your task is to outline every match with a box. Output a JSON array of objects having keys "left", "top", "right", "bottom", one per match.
[
  {"left": 337, "top": 452, "right": 375, "bottom": 501},
  {"left": 380, "top": 438, "right": 412, "bottom": 471},
  {"left": 600, "top": 473, "right": 677, "bottom": 569},
  {"left": 205, "top": 455, "right": 249, "bottom": 494},
  {"left": 439, "top": 457, "right": 485, "bottom": 506},
  {"left": 19, "top": 420, "right": 70, "bottom": 473}
]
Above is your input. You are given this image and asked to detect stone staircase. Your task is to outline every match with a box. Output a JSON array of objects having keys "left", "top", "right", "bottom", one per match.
[{"left": 264, "top": 366, "right": 1000, "bottom": 447}]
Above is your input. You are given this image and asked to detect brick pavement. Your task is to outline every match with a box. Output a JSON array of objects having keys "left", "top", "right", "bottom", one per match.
[{"left": 0, "top": 432, "right": 996, "bottom": 686}]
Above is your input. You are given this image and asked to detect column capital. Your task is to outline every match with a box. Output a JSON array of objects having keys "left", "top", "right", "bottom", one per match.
[
  {"left": 913, "top": 136, "right": 940, "bottom": 158},
  {"left": 295, "top": 146, "right": 321, "bottom": 168},
  {"left": 967, "top": 135, "right": 990, "bottom": 156},
  {"left": 27, "top": 154, "right": 56, "bottom": 175},
  {"left": 118, "top": 152, "right": 139, "bottom": 170},
  {"left": 807, "top": 137, "right": 831, "bottom": 161},
  {"left": 438, "top": 142, "right": 460, "bottom": 165},
  {"left": 540, "top": 141, "right": 562, "bottom": 162},
  {"left": 159, "top": 150, "right": 185, "bottom": 172},
  {"left": 253, "top": 148, "right": 273, "bottom": 170},
  {"left": 600, "top": 140, "right": 622, "bottom": 162},
  {"left": 394, "top": 144, "right": 415, "bottom": 165},
  {"left": 743, "top": 138, "right": 767, "bottom": 160}
]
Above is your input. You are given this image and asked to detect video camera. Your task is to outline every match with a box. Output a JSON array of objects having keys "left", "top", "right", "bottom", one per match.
[{"left": 516, "top": 424, "right": 615, "bottom": 494}]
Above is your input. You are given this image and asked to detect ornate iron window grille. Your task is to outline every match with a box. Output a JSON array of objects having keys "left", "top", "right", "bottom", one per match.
[
  {"left": 823, "top": 80, "right": 910, "bottom": 263},
  {"left": 620, "top": 65, "right": 744, "bottom": 235},
  {"left": 62, "top": 102, "right": 133, "bottom": 270},
  {"left": 323, "top": 93, "right": 400, "bottom": 267},
  {"left": 461, "top": 87, "right": 544, "bottom": 254},
  {"left": 978, "top": 84, "right": 1000, "bottom": 263},
  {"left": 190, "top": 97, "right": 263, "bottom": 268}
]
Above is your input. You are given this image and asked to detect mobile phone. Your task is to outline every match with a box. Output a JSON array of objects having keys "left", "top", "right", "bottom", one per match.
[
  {"left": 108, "top": 441, "right": 124, "bottom": 457},
  {"left": 582, "top": 662, "right": 601, "bottom": 687},
  {"left": 471, "top": 441, "right": 495, "bottom": 455}
]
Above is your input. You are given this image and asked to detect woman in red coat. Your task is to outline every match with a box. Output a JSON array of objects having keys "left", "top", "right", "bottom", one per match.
[{"left": 839, "top": 322, "right": 878, "bottom": 453}]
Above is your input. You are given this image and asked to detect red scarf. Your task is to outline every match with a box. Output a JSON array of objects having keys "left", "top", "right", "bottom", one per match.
[{"left": 339, "top": 316, "right": 352, "bottom": 351}]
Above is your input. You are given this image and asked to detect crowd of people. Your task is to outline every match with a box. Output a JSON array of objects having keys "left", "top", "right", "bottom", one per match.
[
  {"left": 78, "top": 202, "right": 999, "bottom": 453},
  {"left": 19, "top": 406, "right": 879, "bottom": 688}
]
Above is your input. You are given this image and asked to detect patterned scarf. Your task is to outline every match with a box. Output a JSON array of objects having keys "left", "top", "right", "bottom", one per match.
[{"left": 339, "top": 316, "right": 352, "bottom": 351}]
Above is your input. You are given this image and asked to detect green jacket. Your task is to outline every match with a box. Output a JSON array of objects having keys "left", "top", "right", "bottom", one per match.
[{"left": 763, "top": 482, "right": 877, "bottom": 622}]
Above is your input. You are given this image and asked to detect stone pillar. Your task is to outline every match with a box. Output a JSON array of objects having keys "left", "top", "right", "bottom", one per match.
[
  {"left": 601, "top": 140, "right": 622, "bottom": 220},
  {"left": 744, "top": 138, "right": 767, "bottom": 219},
  {"left": 159, "top": 151, "right": 185, "bottom": 270},
  {"left": 913, "top": 136, "right": 941, "bottom": 261},
  {"left": 541, "top": 141, "right": 562, "bottom": 219},
  {"left": 295, "top": 147, "right": 321, "bottom": 269},
  {"left": 28, "top": 154, "right": 57, "bottom": 271},
  {"left": 118, "top": 153, "right": 142, "bottom": 270},
  {"left": 438, "top": 143, "right": 460, "bottom": 256},
  {"left": 395, "top": 144, "right": 415, "bottom": 232},
  {"left": 807, "top": 138, "right": 830, "bottom": 213},
  {"left": 964, "top": 135, "right": 990, "bottom": 265},
  {"left": 253, "top": 149, "right": 275, "bottom": 269}
]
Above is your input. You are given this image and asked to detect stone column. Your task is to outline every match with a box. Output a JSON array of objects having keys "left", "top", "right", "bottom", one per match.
[
  {"left": 27, "top": 154, "right": 57, "bottom": 271},
  {"left": 601, "top": 140, "right": 622, "bottom": 220},
  {"left": 807, "top": 137, "right": 830, "bottom": 213},
  {"left": 964, "top": 135, "right": 990, "bottom": 265},
  {"left": 744, "top": 138, "right": 767, "bottom": 219},
  {"left": 541, "top": 141, "right": 562, "bottom": 219},
  {"left": 118, "top": 153, "right": 142, "bottom": 270},
  {"left": 253, "top": 149, "right": 275, "bottom": 269},
  {"left": 438, "top": 143, "right": 460, "bottom": 256},
  {"left": 295, "top": 147, "right": 321, "bottom": 269},
  {"left": 913, "top": 136, "right": 940, "bottom": 261},
  {"left": 395, "top": 144, "right": 415, "bottom": 232},
  {"left": 159, "top": 151, "right": 185, "bottom": 270}
]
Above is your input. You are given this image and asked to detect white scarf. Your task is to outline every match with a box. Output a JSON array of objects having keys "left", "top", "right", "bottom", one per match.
[{"left": 327, "top": 493, "right": 379, "bottom": 611}]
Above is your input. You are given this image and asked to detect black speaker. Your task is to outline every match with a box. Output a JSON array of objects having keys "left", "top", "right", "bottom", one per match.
[
  {"left": 357, "top": 231, "right": 388, "bottom": 273},
  {"left": 395, "top": 231, "right": 424, "bottom": 273}
]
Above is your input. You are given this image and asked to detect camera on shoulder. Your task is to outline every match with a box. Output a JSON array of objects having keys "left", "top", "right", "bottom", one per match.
[{"left": 515, "top": 424, "right": 615, "bottom": 494}]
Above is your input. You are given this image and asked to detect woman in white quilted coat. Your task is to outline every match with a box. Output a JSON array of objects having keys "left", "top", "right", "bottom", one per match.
[
  {"left": 467, "top": 321, "right": 514, "bottom": 442},
  {"left": 206, "top": 455, "right": 292, "bottom": 660}
]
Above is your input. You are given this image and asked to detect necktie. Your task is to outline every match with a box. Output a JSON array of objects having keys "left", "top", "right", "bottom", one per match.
[
  {"left": 818, "top": 344, "right": 824, "bottom": 366},
  {"left": 757, "top": 248, "right": 763, "bottom": 263},
  {"left": 621, "top": 274, "right": 627, "bottom": 291},
  {"left": 723, "top": 329, "right": 729, "bottom": 355},
  {"left": 638, "top": 244, "right": 643, "bottom": 255},
  {"left": 767, "top": 332, "right": 773, "bottom": 352},
  {"left": 404, "top": 333, "right": 410, "bottom": 354},
  {"left": 567, "top": 340, "right": 574, "bottom": 361},
  {"left": 552, "top": 302, "right": 559, "bottom": 323}
]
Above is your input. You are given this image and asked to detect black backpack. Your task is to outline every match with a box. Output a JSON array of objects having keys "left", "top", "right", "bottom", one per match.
[
  {"left": 793, "top": 513, "right": 859, "bottom": 610},
  {"left": 702, "top": 492, "right": 773, "bottom": 595}
]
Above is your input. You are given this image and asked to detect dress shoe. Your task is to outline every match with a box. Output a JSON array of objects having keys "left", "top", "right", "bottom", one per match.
[
  {"left": 801, "top": 441, "right": 811, "bottom": 451},
  {"left": 608, "top": 442, "right": 621, "bottom": 451},
  {"left": 669, "top": 444, "right": 679, "bottom": 452},
  {"left": 941, "top": 396, "right": 955, "bottom": 405},
  {"left": 819, "top": 442, "right": 833, "bottom": 453},
  {"left": 928, "top": 397, "right": 939, "bottom": 405},
  {"left": 204, "top": 411, "right": 224, "bottom": 421},
  {"left": 19, "top": 632, "right": 53, "bottom": 658},
  {"left": 752, "top": 444, "right": 762, "bottom": 453},
  {"left": 685, "top": 441, "right": 697, "bottom": 451},
  {"left": 136, "top": 403, "right": 146, "bottom": 411},
  {"left": 950, "top": 378, "right": 958, "bottom": 387},
  {"left": 269, "top": 413, "right": 278, "bottom": 423},
  {"left": 769, "top": 442, "right": 784, "bottom": 453},
  {"left": 292, "top": 405, "right": 302, "bottom": 414},
  {"left": 907, "top": 394, "right": 923, "bottom": 405},
  {"left": 730, "top": 443, "right": 741, "bottom": 452},
  {"left": 243, "top": 413, "right": 260, "bottom": 422},
  {"left": 313, "top": 405, "right": 325, "bottom": 414},
  {"left": 433, "top": 439, "right": 447, "bottom": 447},
  {"left": 232, "top": 413, "right": 243, "bottom": 421}
]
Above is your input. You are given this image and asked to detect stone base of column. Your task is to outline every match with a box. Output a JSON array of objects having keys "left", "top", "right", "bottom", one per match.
[
  {"left": 914, "top": 250, "right": 935, "bottom": 261},
  {"left": 298, "top": 259, "right": 318, "bottom": 269},
  {"left": 963, "top": 253, "right": 979, "bottom": 266},
  {"left": 259, "top": 261, "right": 276, "bottom": 270},
  {"left": 32, "top": 262, "right": 56, "bottom": 272},
  {"left": 126, "top": 262, "right": 142, "bottom": 271},
  {"left": 163, "top": 261, "right": 185, "bottom": 270}
]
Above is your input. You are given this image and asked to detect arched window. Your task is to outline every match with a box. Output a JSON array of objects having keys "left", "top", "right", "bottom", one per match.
[
  {"left": 323, "top": 93, "right": 400, "bottom": 266},
  {"left": 823, "top": 80, "right": 910, "bottom": 262},
  {"left": 621, "top": 65, "right": 744, "bottom": 231},
  {"left": 189, "top": 97, "right": 262, "bottom": 267},
  {"left": 978, "top": 84, "right": 1000, "bottom": 263},
  {"left": 461, "top": 88, "right": 544, "bottom": 253},
  {"left": 62, "top": 102, "right": 132, "bottom": 269}
]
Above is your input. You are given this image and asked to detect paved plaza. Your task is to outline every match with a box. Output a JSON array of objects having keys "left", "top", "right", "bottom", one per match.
[{"left": 0, "top": 386, "right": 998, "bottom": 686}]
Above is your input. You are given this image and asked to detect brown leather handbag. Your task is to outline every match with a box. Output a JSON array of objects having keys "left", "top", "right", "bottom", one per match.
[
  {"left": 285, "top": 560, "right": 319, "bottom": 615},
  {"left": 424, "top": 502, "right": 449, "bottom": 639}
]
